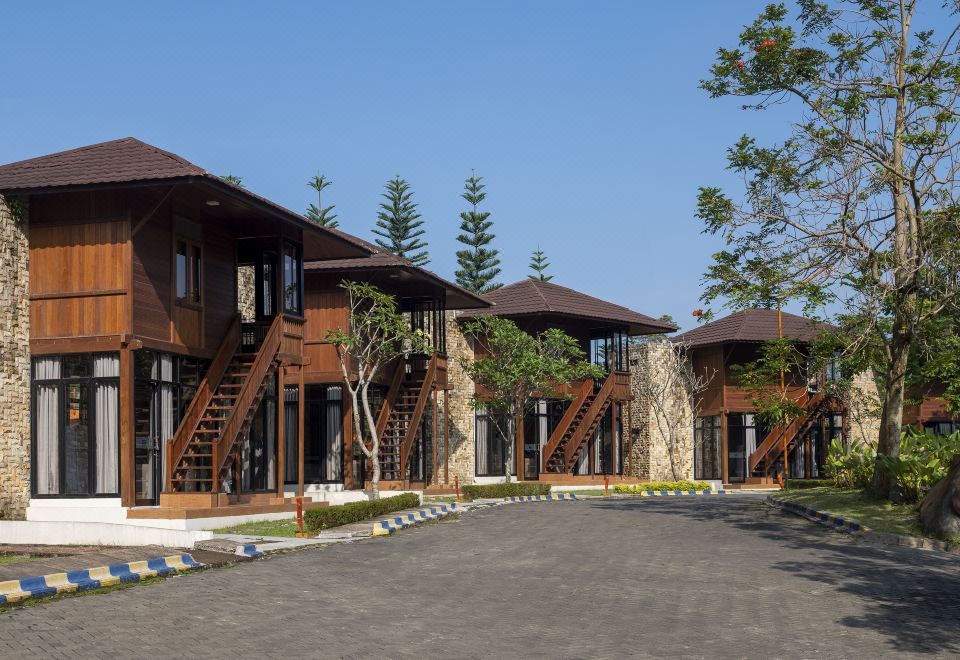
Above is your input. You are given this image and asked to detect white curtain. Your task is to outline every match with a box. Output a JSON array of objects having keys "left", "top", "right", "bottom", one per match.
[
  {"left": 475, "top": 408, "right": 489, "bottom": 476},
  {"left": 93, "top": 354, "right": 119, "bottom": 495},
  {"left": 160, "top": 383, "right": 175, "bottom": 486},
  {"left": 536, "top": 400, "right": 549, "bottom": 449},
  {"left": 34, "top": 356, "right": 60, "bottom": 495},
  {"left": 265, "top": 399, "right": 276, "bottom": 491},
  {"left": 325, "top": 387, "right": 342, "bottom": 481}
]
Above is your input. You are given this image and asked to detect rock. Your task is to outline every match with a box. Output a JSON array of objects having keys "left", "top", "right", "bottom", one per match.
[{"left": 920, "top": 453, "right": 960, "bottom": 539}]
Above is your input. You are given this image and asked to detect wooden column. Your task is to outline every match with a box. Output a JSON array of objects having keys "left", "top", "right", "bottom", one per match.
[
  {"left": 720, "top": 412, "right": 729, "bottom": 485},
  {"left": 515, "top": 411, "right": 525, "bottom": 480},
  {"left": 443, "top": 390, "right": 449, "bottom": 485},
  {"left": 432, "top": 389, "right": 438, "bottom": 486},
  {"left": 119, "top": 347, "right": 136, "bottom": 507},
  {"left": 276, "top": 365, "right": 285, "bottom": 499},
  {"left": 297, "top": 366, "right": 305, "bottom": 498}
]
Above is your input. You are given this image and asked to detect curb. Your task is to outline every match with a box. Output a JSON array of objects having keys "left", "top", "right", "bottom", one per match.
[
  {"left": 507, "top": 494, "right": 578, "bottom": 502},
  {"left": 765, "top": 495, "right": 863, "bottom": 534},
  {"left": 235, "top": 543, "right": 264, "bottom": 558},
  {"left": 619, "top": 490, "right": 731, "bottom": 497},
  {"left": 0, "top": 553, "right": 202, "bottom": 605},
  {"left": 372, "top": 503, "right": 459, "bottom": 536}
]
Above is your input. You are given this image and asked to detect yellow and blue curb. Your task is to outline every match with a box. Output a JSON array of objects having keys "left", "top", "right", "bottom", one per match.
[
  {"left": 0, "top": 554, "right": 202, "bottom": 605},
  {"left": 507, "top": 493, "right": 578, "bottom": 502},
  {"left": 372, "top": 503, "right": 459, "bottom": 536},
  {"left": 767, "top": 496, "right": 864, "bottom": 534},
  {"left": 634, "top": 490, "right": 731, "bottom": 497}
]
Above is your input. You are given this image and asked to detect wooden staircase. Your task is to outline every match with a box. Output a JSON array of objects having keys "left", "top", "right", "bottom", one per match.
[
  {"left": 542, "top": 373, "right": 620, "bottom": 474},
  {"left": 166, "top": 314, "right": 287, "bottom": 494},
  {"left": 747, "top": 391, "right": 827, "bottom": 478},
  {"left": 374, "top": 354, "right": 439, "bottom": 482}
]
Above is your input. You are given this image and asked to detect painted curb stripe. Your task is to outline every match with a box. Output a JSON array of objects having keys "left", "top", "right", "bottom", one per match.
[
  {"left": 767, "top": 496, "right": 864, "bottom": 534},
  {"left": 372, "top": 502, "right": 459, "bottom": 536},
  {"left": 0, "top": 554, "right": 202, "bottom": 605},
  {"left": 506, "top": 494, "right": 579, "bottom": 502},
  {"left": 235, "top": 543, "right": 264, "bottom": 558},
  {"left": 637, "top": 490, "right": 729, "bottom": 497}
]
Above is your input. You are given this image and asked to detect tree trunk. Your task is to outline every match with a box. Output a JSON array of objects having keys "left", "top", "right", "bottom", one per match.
[
  {"left": 872, "top": 332, "right": 910, "bottom": 500},
  {"left": 920, "top": 453, "right": 960, "bottom": 539}
]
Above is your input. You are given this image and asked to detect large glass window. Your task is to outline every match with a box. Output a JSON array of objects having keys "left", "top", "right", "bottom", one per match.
[
  {"left": 475, "top": 407, "right": 514, "bottom": 477},
  {"left": 32, "top": 354, "right": 120, "bottom": 497},
  {"left": 176, "top": 239, "right": 202, "bottom": 304},
  {"left": 242, "top": 377, "right": 277, "bottom": 492},
  {"left": 694, "top": 415, "right": 722, "bottom": 480},
  {"left": 404, "top": 297, "right": 447, "bottom": 354},
  {"left": 592, "top": 404, "right": 623, "bottom": 475},
  {"left": 304, "top": 385, "right": 343, "bottom": 483},
  {"left": 283, "top": 386, "right": 300, "bottom": 485},
  {"left": 590, "top": 330, "right": 629, "bottom": 372},
  {"left": 524, "top": 399, "right": 568, "bottom": 479},
  {"left": 727, "top": 413, "right": 766, "bottom": 483},
  {"left": 926, "top": 421, "right": 960, "bottom": 436},
  {"left": 282, "top": 241, "right": 302, "bottom": 315}
]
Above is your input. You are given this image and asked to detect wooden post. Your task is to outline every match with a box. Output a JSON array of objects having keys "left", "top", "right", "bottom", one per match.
[
  {"left": 443, "top": 390, "right": 449, "bottom": 485},
  {"left": 276, "top": 365, "right": 285, "bottom": 499},
  {"left": 720, "top": 412, "right": 729, "bottom": 485},
  {"left": 432, "top": 389, "right": 438, "bottom": 486},
  {"left": 119, "top": 347, "right": 135, "bottom": 507},
  {"left": 297, "top": 366, "right": 305, "bottom": 498},
  {"left": 515, "top": 411, "right": 525, "bottom": 481}
]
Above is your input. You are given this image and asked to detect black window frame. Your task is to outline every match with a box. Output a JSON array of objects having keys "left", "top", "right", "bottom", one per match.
[
  {"left": 694, "top": 415, "right": 722, "bottom": 481},
  {"left": 282, "top": 240, "right": 303, "bottom": 316},
  {"left": 475, "top": 408, "right": 514, "bottom": 477}
]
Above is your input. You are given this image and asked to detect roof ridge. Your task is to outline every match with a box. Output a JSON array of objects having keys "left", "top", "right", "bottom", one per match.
[{"left": 529, "top": 278, "right": 552, "bottom": 312}]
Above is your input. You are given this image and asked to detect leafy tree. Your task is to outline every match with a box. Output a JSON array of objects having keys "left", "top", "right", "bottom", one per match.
[
  {"left": 306, "top": 174, "right": 339, "bottom": 228},
  {"left": 528, "top": 247, "right": 552, "bottom": 282},
  {"left": 221, "top": 174, "right": 244, "bottom": 187},
  {"left": 373, "top": 176, "right": 429, "bottom": 266},
  {"left": 697, "top": 1, "right": 960, "bottom": 499},
  {"left": 323, "top": 280, "right": 432, "bottom": 498},
  {"left": 455, "top": 174, "right": 501, "bottom": 293},
  {"left": 460, "top": 316, "right": 602, "bottom": 481}
]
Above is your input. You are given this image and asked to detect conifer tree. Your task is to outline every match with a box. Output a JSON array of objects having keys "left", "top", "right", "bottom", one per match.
[
  {"left": 455, "top": 174, "right": 501, "bottom": 293},
  {"left": 373, "top": 176, "right": 429, "bottom": 266},
  {"left": 306, "top": 174, "right": 339, "bottom": 228},
  {"left": 528, "top": 247, "right": 552, "bottom": 282}
]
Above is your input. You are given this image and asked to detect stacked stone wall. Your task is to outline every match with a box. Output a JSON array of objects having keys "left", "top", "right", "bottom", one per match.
[
  {"left": 0, "top": 195, "right": 30, "bottom": 519},
  {"left": 442, "top": 311, "right": 477, "bottom": 485},
  {"left": 847, "top": 369, "right": 882, "bottom": 448}
]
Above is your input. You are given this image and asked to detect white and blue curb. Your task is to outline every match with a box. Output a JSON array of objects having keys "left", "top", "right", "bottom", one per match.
[
  {"left": 235, "top": 543, "right": 264, "bottom": 558},
  {"left": 631, "top": 490, "right": 731, "bottom": 497},
  {"left": 373, "top": 503, "right": 459, "bottom": 536},
  {"left": 766, "top": 495, "right": 864, "bottom": 534},
  {"left": 507, "top": 493, "right": 578, "bottom": 502},
  {"left": 0, "top": 554, "right": 202, "bottom": 605}
]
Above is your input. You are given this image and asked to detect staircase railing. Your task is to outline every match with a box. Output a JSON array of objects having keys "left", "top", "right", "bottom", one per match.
[
  {"left": 212, "top": 313, "right": 285, "bottom": 489},
  {"left": 375, "top": 357, "right": 407, "bottom": 441},
  {"left": 398, "top": 353, "right": 439, "bottom": 477},
  {"left": 563, "top": 371, "right": 618, "bottom": 469},
  {"left": 747, "top": 391, "right": 825, "bottom": 474},
  {"left": 541, "top": 379, "right": 593, "bottom": 473},
  {"left": 165, "top": 315, "right": 240, "bottom": 492}
]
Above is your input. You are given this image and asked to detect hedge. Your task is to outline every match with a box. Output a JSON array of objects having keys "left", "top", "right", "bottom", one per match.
[
  {"left": 613, "top": 480, "right": 713, "bottom": 493},
  {"left": 303, "top": 493, "right": 421, "bottom": 531},
  {"left": 785, "top": 479, "right": 834, "bottom": 490},
  {"left": 459, "top": 482, "right": 552, "bottom": 501}
]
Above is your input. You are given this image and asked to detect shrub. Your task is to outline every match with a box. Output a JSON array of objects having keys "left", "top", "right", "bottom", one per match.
[
  {"left": 877, "top": 430, "right": 960, "bottom": 504},
  {"left": 824, "top": 438, "right": 875, "bottom": 489},
  {"left": 303, "top": 493, "right": 421, "bottom": 531},
  {"left": 459, "top": 482, "right": 551, "bottom": 501},
  {"left": 786, "top": 479, "right": 834, "bottom": 489},
  {"left": 612, "top": 480, "right": 713, "bottom": 493}
]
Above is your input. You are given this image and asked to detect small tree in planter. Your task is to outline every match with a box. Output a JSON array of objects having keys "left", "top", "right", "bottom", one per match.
[
  {"left": 324, "top": 280, "right": 431, "bottom": 498},
  {"left": 460, "top": 316, "right": 602, "bottom": 482}
]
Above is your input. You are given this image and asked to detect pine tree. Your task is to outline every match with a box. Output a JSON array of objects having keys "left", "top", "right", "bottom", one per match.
[
  {"left": 528, "top": 246, "right": 552, "bottom": 282},
  {"left": 455, "top": 174, "right": 501, "bottom": 293},
  {"left": 373, "top": 176, "right": 429, "bottom": 266},
  {"left": 305, "top": 174, "right": 339, "bottom": 228},
  {"left": 221, "top": 174, "right": 244, "bottom": 187}
]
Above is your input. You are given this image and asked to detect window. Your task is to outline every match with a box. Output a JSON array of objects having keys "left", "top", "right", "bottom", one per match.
[
  {"left": 592, "top": 405, "right": 623, "bottom": 475},
  {"left": 590, "top": 330, "right": 629, "bottom": 372},
  {"left": 176, "top": 239, "right": 202, "bottom": 304},
  {"left": 282, "top": 241, "right": 302, "bottom": 315},
  {"left": 475, "top": 407, "right": 513, "bottom": 477},
  {"left": 304, "top": 385, "right": 344, "bottom": 483},
  {"left": 283, "top": 386, "right": 300, "bottom": 484},
  {"left": 726, "top": 413, "right": 766, "bottom": 482},
  {"left": 926, "top": 421, "right": 960, "bottom": 436},
  {"left": 694, "top": 415, "right": 722, "bottom": 480},
  {"left": 825, "top": 353, "right": 842, "bottom": 382},
  {"left": 32, "top": 354, "right": 120, "bottom": 497}
]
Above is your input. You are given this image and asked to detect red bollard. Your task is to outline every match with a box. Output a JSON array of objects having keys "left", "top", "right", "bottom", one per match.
[
  {"left": 604, "top": 475, "right": 610, "bottom": 497},
  {"left": 295, "top": 496, "right": 308, "bottom": 538},
  {"left": 455, "top": 475, "right": 460, "bottom": 502}
]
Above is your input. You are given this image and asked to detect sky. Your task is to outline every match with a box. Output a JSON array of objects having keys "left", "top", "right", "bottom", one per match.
[{"left": 3, "top": 1, "right": 943, "bottom": 333}]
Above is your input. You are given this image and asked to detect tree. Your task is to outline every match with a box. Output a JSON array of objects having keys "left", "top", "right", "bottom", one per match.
[
  {"left": 455, "top": 174, "right": 501, "bottom": 293},
  {"left": 221, "top": 174, "right": 244, "bottom": 187},
  {"left": 323, "top": 280, "right": 431, "bottom": 498},
  {"left": 460, "top": 316, "right": 602, "bottom": 481},
  {"left": 306, "top": 174, "right": 339, "bottom": 228},
  {"left": 633, "top": 341, "right": 717, "bottom": 480},
  {"left": 697, "top": 1, "right": 960, "bottom": 499},
  {"left": 528, "top": 247, "right": 552, "bottom": 282},
  {"left": 373, "top": 176, "right": 429, "bottom": 266}
]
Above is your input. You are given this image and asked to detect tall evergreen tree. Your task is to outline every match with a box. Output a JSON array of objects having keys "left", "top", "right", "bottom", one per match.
[
  {"left": 373, "top": 176, "right": 429, "bottom": 266},
  {"left": 528, "top": 247, "right": 552, "bottom": 282},
  {"left": 455, "top": 174, "right": 501, "bottom": 293},
  {"left": 305, "top": 174, "right": 339, "bottom": 228}
]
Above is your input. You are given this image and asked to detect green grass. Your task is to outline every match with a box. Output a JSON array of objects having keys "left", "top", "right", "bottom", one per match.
[
  {"left": 0, "top": 574, "right": 172, "bottom": 614},
  {"left": 212, "top": 518, "right": 301, "bottom": 537},
  {"left": 423, "top": 496, "right": 458, "bottom": 504},
  {"left": 0, "top": 553, "right": 37, "bottom": 566},
  {"left": 772, "top": 487, "right": 924, "bottom": 537},
  {"left": 554, "top": 489, "right": 606, "bottom": 497}
]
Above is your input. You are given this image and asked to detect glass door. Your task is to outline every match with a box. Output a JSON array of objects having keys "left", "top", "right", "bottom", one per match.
[{"left": 134, "top": 382, "right": 160, "bottom": 505}]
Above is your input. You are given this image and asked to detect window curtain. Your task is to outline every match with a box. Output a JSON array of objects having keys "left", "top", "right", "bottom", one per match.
[
  {"left": 159, "top": 383, "right": 175, "bottom": 487},
  {"left": 536, "top": 400, "right": 549, "bottom": 449},
  {"left": 264, "top": 399, "right": 276, "bottom": 491},
  {"left": 324, "top": 387, "right": 342, "bottom": 482},
  {"left": 34, "top": 357, "right": 61, "bottom": 494},
  {"left": 93, "top": 354, "right": 119, "bottom": 495},
  {"left": 284, "top": 387, "right": 299, "bottom": 484},
  {"left": 475, "top": 409, "right": 490, "bottom": 476}
]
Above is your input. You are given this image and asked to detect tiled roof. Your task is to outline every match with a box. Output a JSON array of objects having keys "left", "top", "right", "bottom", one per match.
[
  {"left": 459, "top": 279, "right": 677, "bottom": 335},
  {"left": 672, "top": 308, "right": 831, "bottom": 347}
]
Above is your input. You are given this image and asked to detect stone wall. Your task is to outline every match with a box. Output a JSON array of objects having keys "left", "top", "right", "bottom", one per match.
[
  {"left": 237, "top": 264, "right": 255, "bottom": 322},
  {"left": 628, "top": 342, "right": 694, "bottom": 482},
  {"left": 442, "top": 311, "right": 477, "bottom": 485},
  {"left": 0, "top": 195, "right": 31, "bottom": 519},
  {"left": 846, "top": 369, "right": 881, "bottom": 448}
]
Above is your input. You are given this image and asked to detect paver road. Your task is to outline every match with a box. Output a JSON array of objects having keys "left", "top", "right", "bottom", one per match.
[{"left": 3, "top": 495, "right": 960, "bottom": 659}]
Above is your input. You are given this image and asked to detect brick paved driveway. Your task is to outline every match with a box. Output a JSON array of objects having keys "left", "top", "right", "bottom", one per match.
[{"left": 3, "top": 495, "right": 960, "bottom": 659}]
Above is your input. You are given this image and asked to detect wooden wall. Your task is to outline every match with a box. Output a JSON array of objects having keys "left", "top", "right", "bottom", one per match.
[
  {"left": 302, "top": 287, "right": 351, "bottom": 382},
  {"left": 692, "top": 345, "right": 724, "bottom": 415}
]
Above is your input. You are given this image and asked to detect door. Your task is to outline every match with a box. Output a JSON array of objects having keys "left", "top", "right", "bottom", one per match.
[{"left": 134, "top": 382, "right": 160, "bottom": 505}]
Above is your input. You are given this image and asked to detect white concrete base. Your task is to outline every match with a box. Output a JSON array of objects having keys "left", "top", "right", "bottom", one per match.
[
  {"left": 26, "top": 498, "right": 127, "bottom": 524},
  {"left": 0, "top": 520, "right": 213, "bottom": 548},
  {"left": 282, "top": 484, "right": 423, "bottom": 506}
]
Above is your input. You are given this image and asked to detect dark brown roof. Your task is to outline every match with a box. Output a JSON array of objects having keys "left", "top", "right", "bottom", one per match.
[
  {"left": 672, "top": 308, "right": 831, "bottom": 348},
  {"left": 305, "top": 252, "right": 490, "bottom": 310},
  {"left": 0, "top": 137, "right": 373, "bottom": 258},
  {"left": 459, "top": 279, "right": 677, "bottom": 335}
]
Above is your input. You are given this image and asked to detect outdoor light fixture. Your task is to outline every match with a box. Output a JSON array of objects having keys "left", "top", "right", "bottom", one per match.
[{"left": 206, "top": 200, "right": 220, "bottom": 207}]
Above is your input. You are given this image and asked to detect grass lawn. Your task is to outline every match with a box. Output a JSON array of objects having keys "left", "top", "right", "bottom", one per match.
[
  {"left": 0, "top": 553, "right": 36, "bottom": 566},
  {"left": 213, "top": 518, "right": 301, "bottom": 537},
  {"left": 773, "top": 487, "right": 923, "bottom": 537},
  {"left": 554, "top": 489, "right": 606, "bottom": 497},
  {"left": 423, "top": 496, "right": 458, "bottom": 504}
]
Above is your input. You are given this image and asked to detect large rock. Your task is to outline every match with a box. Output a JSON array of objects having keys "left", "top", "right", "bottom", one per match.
[{"left": 920, "top": 453, "right": 960, "bottom": 539}]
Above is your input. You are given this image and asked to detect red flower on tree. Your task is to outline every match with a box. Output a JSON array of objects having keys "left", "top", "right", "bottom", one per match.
[
  {"left": 692, "top": 309, "right": 704, "bottom": 317},
  {"left": 735, "top": 61, "right": 746, "bottom": 69}
]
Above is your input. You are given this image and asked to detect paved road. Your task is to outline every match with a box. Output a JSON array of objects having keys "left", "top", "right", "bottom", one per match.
[{"left": 3, "top": 495, "right": 960, "bottom": 659}]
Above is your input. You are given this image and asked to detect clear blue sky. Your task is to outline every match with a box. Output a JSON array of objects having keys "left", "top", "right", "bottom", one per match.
[{"left": 3, "top": 1, "right": 816, "bottom": 332}]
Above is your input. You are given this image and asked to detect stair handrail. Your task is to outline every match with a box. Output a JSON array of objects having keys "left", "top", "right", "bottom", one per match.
[
  {"left": 398, "top": 353, "right": 439, "bottom": 477},
  {"left": 747, "top": 391, "right": 825, "bottom": 474},
  {"left": 165, "top": 315, "right": 240, "bottom": 492},
  {"left": 563, "top": 372, "right": 618, "bottom": 469},
  {"left": 375, "top": 357, "right": 407, "bottom": 440},
  {"left": 540, "top": 379, "right": 594, "bottom": 473},
  {"left": 212, "top": 313, "right": 285, "bottom": 488}
]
